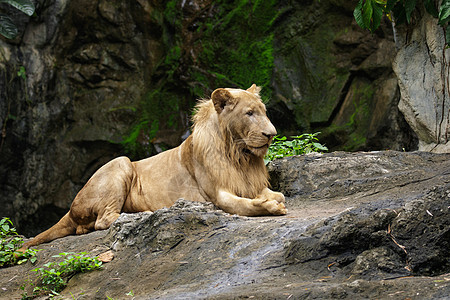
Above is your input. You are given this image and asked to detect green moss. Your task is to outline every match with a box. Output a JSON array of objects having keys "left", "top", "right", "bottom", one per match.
[
  {"left": 322, "top": 80, "right": 374, "bottom": 151},
  {"left": 301, "top": 23, "right": 350, "bottom": 124},
  {"left": 271, "top": 1, "right": 355, "bottom": 133},
  {"left": 193, "top": 0, "right": 278, "bottom": 99},
  {"left": 121, "top": 88, "right": 181, "bottom": 157},
  {"left": 122, "top": 0, "right": 279, "bottom": 157}
]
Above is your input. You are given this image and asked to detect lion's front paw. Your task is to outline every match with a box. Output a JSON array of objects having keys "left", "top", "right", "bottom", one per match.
[
  {"left": 260, "top": 199, "right": 287, "bottom": 216},
  {"left": 271, "top": 191, "right": 285, "bottom": 204}
]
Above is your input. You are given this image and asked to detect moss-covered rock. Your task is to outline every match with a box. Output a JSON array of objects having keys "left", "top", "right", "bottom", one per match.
[
  {"left": 272, "top": 1, "right": 351, "bottom": 130},
  {"left": 270, "top": 0, "right": 417, "bottom": 151},
  {"left": 123, "top": 0, "right": 279, "bottom": 156}
]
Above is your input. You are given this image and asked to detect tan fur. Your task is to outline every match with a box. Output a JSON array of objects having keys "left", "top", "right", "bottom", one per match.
[{"left": 19, "top": 84, "right": 286, "bottom": 251}]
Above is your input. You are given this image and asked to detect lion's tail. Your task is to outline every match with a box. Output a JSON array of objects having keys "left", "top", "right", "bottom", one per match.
[{"left": 18, "top": 212, "right": 76, "bottom": 252}]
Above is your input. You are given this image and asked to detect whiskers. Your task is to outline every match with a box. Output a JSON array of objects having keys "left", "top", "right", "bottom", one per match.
[{"left": 232, "top": 137, "right": 247, "bottom": 147}]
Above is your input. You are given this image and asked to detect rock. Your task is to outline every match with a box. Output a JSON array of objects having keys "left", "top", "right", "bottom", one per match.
[
  {"left": 268, "top": 151, "right": 449, "bottom": 205},
  {"left": 0, "top": 0, "right": 167, "bottom": 236},
  {"left": 97, "top": 250, "right": 114, "bottom": 263},
  {"left": 271, "top": 1, "right": 417, "bottom": 152},
  {"left": 393, "top": 10, "right": 450, "bottom": 152},
  {"left": 1, "top": 151, "right": 449, "bottom": 299}
]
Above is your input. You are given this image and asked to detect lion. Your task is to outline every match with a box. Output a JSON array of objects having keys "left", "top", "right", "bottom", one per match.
[{"left": 19, "top": 84, "right": 287, "bottom": 251}]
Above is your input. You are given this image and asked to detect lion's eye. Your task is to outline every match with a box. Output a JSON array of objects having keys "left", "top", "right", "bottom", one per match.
[{"left": 246, "top": 110, "right": 253, "bottom": 116}]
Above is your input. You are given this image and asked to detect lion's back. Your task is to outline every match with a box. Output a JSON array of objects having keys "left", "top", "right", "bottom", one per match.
[{"left": 124, "top": 142, "right": 205, "bottom": 212}]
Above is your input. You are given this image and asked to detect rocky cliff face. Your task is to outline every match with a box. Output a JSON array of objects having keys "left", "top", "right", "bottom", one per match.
[
  {"left": 0, "top": 0, "right": 170, "bottom": 235},
  {"left": 271, "top": 0, "right": 417, "bottom": 151},
  {"left": 0, "top": 151, "right": 448, "bottom": 299},
  {"left": 393, "top": 10, "right": 450, "bottom": 153}
]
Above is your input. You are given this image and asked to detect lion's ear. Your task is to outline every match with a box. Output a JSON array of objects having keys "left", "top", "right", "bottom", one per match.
[
  {"left": 211, "top": 88, "right": 235, "bottom": 114},
  {"left": 246, "top": 84, "right": 261, "bottom": 95}
]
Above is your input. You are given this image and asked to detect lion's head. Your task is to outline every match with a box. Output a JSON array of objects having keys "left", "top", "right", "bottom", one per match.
[
  {"left": 191, "top": 84, "right": 275, "bottom": 198},
  {"left": 210, "top": 84, "right": 276, "bottom": 158}
]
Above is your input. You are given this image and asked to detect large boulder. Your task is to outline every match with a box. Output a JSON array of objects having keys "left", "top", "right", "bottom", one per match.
[
  {"left": 393, "top": 9, "right": 450, "bottom": 153},
  {"left": 1, "top": 151, "right": 448, "bottom": 299}
]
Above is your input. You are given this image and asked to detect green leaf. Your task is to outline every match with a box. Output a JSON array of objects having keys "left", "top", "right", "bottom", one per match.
[
  {"left": 0, "top": 0, "right": 35, "bottom": 16},
  {"left": 424, "top": 0, "right": 439, "bottom": 18},
  {"left": 372, "top": 2, "right": 384, "bottom": 32},
  {"left": 363, "top": 0, "right": 374, "bottom": 29},
  {"left": 354, "top": 0, "right": 366, "bottom": 29},
  {"left": 404, "top": 0, "right": 417, "bottom": 23},
  {"left": 439, "top": 0, "right": 450, "bottom": 24},
  {"left": 314, "top": 143, "right": 328, "bottom": 151},
  {"left": 392, "top": 2, "right": 407, "bottom": 24},
  {"left": 17, "top": 66, "right": 26, "bottom": 79},
  {"left": 0, "top": 13, "right": 18, "bottom": 39}
]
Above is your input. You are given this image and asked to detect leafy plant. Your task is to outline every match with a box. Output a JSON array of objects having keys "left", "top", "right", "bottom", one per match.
[
  {"left": 354, "top": 0, "right": 450, "bottom": 46},
  {"left": 21, "top": 252, "right": 102, "bottom": 298},
  {"left": 17, "top": 65, "right": 26, "bottom": 79},
  {"left": 264, "top": 133, "right": 328, "bottom": 164},
  {"left": 354, "top": 0, "right": 384, "bottom": 33},
  {"left": 0, "top": 217, "right": 39, "bottom": 267},
  {"left": 0, "top": 0, "right": 35, "bottom": 39}
]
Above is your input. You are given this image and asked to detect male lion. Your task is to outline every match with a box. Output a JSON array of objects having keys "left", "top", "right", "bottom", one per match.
[{"left": 20, "top": 84, "right": 287, "bottom": 251}]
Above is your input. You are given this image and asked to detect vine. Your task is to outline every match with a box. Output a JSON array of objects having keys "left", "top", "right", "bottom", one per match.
[
  {"left": 21, "top": 252, "right": 102, "bottom": 299},
  {"left": 0, "top": 217, "right": 39, "bottom": 267}
]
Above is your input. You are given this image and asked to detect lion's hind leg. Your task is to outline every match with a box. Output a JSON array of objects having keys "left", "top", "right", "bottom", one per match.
[
  {"left": 19, "top": 157, "right": 134, "bottom": 251},
  {"left": 71, "top": 156, "right": 134, "bottom": 232},
  {"left": 75, "top": 220, "right": 95, "bottom": 235}
]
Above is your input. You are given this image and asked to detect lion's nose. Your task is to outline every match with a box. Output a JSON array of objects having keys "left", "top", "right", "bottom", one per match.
[{"left": 262, "top": 121, "right": 277, "bottom": 139}]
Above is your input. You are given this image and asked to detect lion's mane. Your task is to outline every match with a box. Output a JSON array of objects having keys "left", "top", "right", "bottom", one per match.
[{"left": 191, "top": 99, "right": 269, "bottom": 199}]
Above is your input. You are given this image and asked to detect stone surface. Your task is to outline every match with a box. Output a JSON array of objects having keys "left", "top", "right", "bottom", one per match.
[
  {"left": 393, "top": 10, "right": 450, "bottom": 153},
  {"left": 0, "top": 151, "right": 449, "bottom": 299},
  {"left": 0, "top": 0, "right": 169, "bottom": 236},
  {"left": 271, "top": 1, "right": 417, "bottom": 152}
]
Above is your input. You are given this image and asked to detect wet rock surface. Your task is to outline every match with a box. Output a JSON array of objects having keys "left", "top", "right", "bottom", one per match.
[{"left": 1, "top": 151, "right": 449, "bottom": 299}]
